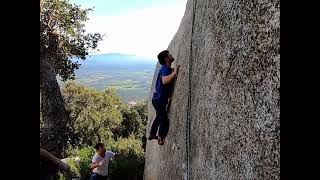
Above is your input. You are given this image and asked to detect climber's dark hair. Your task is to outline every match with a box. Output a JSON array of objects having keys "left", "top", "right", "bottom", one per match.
[
  {"left": 94, "top": 143, "right": 104, "bottom": 150},
  {"left": 157, "top": 50, "right": 169, "bottom": 65}
]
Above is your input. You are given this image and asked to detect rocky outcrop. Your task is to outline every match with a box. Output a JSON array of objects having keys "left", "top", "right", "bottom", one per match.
[{"left": 144, "top": 0, "right": 280, "bottom": 179}]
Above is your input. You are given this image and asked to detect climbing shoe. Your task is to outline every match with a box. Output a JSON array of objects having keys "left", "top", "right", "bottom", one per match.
[
  {"left": 158, "top": 137, "right": 164, "bottom": 145},
  {"left": 148, "top": 135, "right": 158, "bottom": 140}
]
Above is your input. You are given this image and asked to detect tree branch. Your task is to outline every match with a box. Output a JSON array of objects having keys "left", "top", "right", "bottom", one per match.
[{"left": 40, "top": 148, "right": 71, "bottom": 174}]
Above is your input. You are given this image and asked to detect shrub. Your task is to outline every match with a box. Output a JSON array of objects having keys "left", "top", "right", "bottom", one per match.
[
  {"left": 60, "top": 147, "right": 95, "bottom": 180},
  {"left": 108, "top": 136, "right": 145, "bottom": 180}
]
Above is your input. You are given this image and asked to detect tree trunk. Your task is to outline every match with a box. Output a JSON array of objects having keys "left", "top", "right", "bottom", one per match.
[
  {"left": 40, "top": 47, "right": 70, "bottom": 179},
  {"left": 40, "top": 33, "right": 69, "bottom": 173},
  {"left": 40, "top": 1, "right": 70, "bottom": 178}
]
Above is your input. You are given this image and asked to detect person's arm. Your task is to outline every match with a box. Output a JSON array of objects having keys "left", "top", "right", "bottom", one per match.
[
  {"left": 90, "top": 155, "right": 104, "bottom": 169},
  {"left": 112, "top": 150, "right": 126, "bottom": 160},
  {"left": 162, "top": 66, "right": 180, "bottom": 85},
  {"left": 90, "top": 162, "right": 100, "bottom": 169},
  {"left": 114, "top": 151, "right": 125, "bottom": 160}
]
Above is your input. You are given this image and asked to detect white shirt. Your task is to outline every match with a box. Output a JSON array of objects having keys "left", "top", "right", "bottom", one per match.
[{"left": 92, "top": 151, "right": 115, "bottom": 176}]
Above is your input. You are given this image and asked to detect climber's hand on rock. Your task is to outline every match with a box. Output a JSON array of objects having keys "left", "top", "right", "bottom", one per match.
[
  {"left": 176, "top": 65, "right": 180, "bottom": 72},
  {"left": 173, "top": 65, "right": 180, "bottom": 75}
]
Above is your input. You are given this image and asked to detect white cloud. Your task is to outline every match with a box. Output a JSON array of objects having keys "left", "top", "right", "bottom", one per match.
[{"left": 85, "top": 1, "right": 187, "bottom": 59}]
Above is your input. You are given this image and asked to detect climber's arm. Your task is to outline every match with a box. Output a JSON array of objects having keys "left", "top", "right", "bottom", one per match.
[
  {"left": 162, "top": 73, "right": 176, "bottom": 85},
  {"left": 162, "top": 66, "right": 180, "bottom": 85}
]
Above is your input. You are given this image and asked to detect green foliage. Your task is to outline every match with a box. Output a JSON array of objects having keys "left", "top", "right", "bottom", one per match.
[
  {"left": 132, "top": 102, "right": 148, "bottom": 129},
  {"left": 61, "top": 147, "right": 95, "bottom": 180},
  {"left": 118, "top": 105, "right": 143, "bottom": 138},
  {"left": 62, "top": 82, "right": 149, "bottom": 148},
  {"left": 62, "top": 82, "right": 123, "bottom": 147},
  {"left": 77, "top": 147, "right": 95, "bottom": 180},
  {"left": 67, "top": 158, "right": 80, "bottom": 178},
  {"left": 62, "top": 137, "right": 145, "bottom": 180},
  {"left": 56, "top": 82, "right": 148, "bottom": 179},
  {"left": 110, "top": 100, "right": 148, "bottom": 140},
  {"left": 40, "top": 0, "right": 102, "bottom": 81},
  {"left": 109, "top": 136, "right": 145, "bottom": 180}
]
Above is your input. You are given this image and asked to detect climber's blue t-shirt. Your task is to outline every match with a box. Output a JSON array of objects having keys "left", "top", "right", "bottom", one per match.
[{"left": 152, "top": 65, "right": 173, "bottom": 105}]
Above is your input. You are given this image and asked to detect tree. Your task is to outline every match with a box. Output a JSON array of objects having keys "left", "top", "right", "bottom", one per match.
[
  {"left": 40, "top": 0, "right": 101, "bottom": 178},
  {"left": 132, "top": 102, "right": 148, "bottom": 151},
  {"left": 112, "top": 101, "right": 148, "bottom": 141},
  {"left": 62, "top": 82, "right": 123, "bottom": 147},
  {"left": 58, "top": 83, "right": 149, "bottom": 179},
  {"left": 61, "top": 82, "right": 150, "bottom": 148},
  {"left": 132, "top": 101, "right": 148, "bottom": 128}
]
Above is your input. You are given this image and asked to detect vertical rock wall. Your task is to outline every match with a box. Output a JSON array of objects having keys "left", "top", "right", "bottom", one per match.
[{"left": 144, "top": 0, "right": 280, "bottom": 179}]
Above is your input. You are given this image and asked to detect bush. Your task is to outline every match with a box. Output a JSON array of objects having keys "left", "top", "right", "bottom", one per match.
[
  {"left": 60, "top": 147, "right": 95, "bottom": 180},
  {"left": 109, "top": 150, "right": 144, "bottom": 180},
  {"left": 108, "top": 136, "right": 145, "bottom": 180},
  {"left": 55, "top": 83, "right": 148, "bottom": 180},
  {"left": 68, "top": 158, "right": 81, "bottom": 178},
  {"left": 61, "top": 136, "right": 145, "bottom": 180},
  {"left": 78, "top": 147, "right": 95, "bottom": 180}
]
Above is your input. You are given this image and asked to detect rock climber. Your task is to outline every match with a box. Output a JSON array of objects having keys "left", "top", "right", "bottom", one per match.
[
  {"left": 90, "top": 143, "right": 125, "bottom": 180},
  {"left": 148, "top": 50, "right": 180, "bottom": 145}
]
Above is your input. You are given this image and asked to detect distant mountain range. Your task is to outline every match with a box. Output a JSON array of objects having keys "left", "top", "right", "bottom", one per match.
[{"left": 60, "top": 53, "right": 157, "bottom": 102}]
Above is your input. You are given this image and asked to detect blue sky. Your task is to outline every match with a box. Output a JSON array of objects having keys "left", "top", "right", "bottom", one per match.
[
  {"left": 70, "top": 0, "right": 185, "bottom": 16},
  {"left": 69, "top": 0, "right": 187, "bottom": 58}
]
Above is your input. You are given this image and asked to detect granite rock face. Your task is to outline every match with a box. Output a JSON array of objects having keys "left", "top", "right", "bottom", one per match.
[{"left": 144, "top": 0, "right": 280, "bottom": 179}]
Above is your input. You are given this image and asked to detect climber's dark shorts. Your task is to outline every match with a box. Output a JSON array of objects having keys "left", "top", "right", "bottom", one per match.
[
  {"left": 149, "top": 99, "right": 169, "bottom": 138},
  {"left": 90, "top": 173, "right": 107, "bottom": 180}
]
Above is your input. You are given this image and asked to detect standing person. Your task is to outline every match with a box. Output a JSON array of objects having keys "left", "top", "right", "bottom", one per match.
[
  {"left": 90, "top": 143, "right": 124, "bottom": 180},
  {"left": 148, "top": 50, "right": 180, "bottom": 145}
]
